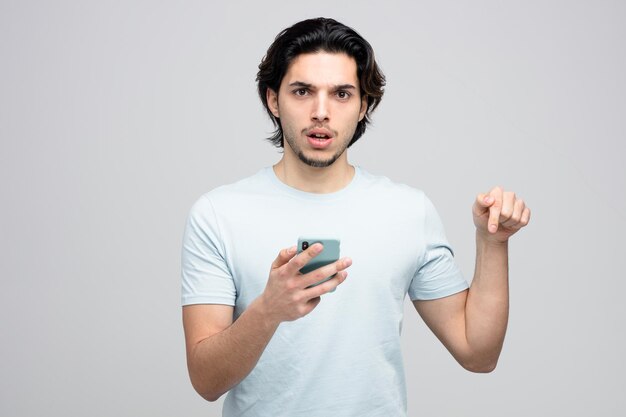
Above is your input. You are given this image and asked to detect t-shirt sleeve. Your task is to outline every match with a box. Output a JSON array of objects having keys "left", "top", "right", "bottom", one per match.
[
  {"left": 181, "top": 195, "right": 236, "bottom": 306},
  {"left": 408, "top": 195, "right": 469, "bottom": 301}
]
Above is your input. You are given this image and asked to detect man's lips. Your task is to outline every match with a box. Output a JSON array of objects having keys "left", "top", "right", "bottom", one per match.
[
  {"left": 304, "top": 127, "right": 335, "bottom": 149},
  {"left": 304, "top": 128, "right": 334, "bottom": 149},
  {"left": 305, "top": 128, "right": 334, "bottom": 140},
  {"left": 307, "top": 135, "right": 334, "bottom": 149}
]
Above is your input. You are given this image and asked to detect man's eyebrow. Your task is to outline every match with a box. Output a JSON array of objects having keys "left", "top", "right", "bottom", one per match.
[
  {"left": 333, "top": 84, "right": 357, "bottom": 90},
  {"left": 288, "top": 81, "right": 313, "bottom": 88},
  {"left": 287, "top": 81, "right": 357, "bottom": 90}
]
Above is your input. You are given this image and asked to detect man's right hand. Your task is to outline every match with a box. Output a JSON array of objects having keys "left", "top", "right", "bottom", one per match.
[
  {"left": 257, "top": 243, "right": 352, "bottom": 323},
  {"left": 183, "top": 243, "right": 351, "bottom": 401}
]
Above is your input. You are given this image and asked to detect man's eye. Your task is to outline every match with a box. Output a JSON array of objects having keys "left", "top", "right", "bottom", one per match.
[
  {"left": 295, "top": 89, "right": 308, "bottom": 96},
  {"left": 337, "top": 91, "right": 350, "bottom": 99}
]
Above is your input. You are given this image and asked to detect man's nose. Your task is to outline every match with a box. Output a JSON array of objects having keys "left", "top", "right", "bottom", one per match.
[{"left": 311, "top": 94, "right": 329, "bottom": 122}]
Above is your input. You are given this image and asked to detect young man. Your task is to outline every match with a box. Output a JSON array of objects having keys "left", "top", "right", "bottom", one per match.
[{"left": 181, "top": 17, "right": 530, "bottom": 416}]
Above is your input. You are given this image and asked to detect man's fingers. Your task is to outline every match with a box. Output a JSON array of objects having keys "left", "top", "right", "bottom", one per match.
[
  {"left": 301, "top": 257, "right": 352, "bottom": 288},
  {"left": 303, "top": 270, "right": 349, "bottom": 299},
  {"left": 521, "top": 207, "right": 531, "bottom": 225},
  {"left": 475, "top": 186, "right": 530, "bottom": 235},
  {"left": 502, "top": 198, "right": 525, "bottom": 227},
  {"left": 474, "top": 193, "right": 492, "bottom": 208},
  {"left": 271, "top": 245, "right": 297, "bottom": 269},
  {"left": 285, "top": 243, "right": 324, "bottom": 274},
  {"left": 487, "top": 187, "right": 503, "bottom": 233},
  {"left": 473, "top": 193, "right": 493, "bottom": 218},
  {"left": 508, "top": 206, "right": 531, "bottom": 229},
  {"left": 499, "top": 192, "right": 517, "bottom": 223},
  {"left": 307, "top": 296, "right": 322, "bottom": 309}
]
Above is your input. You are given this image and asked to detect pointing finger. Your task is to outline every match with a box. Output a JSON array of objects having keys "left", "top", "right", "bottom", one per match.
[{"left": 488, "top": 186, "right": 503, "bottom": 233}]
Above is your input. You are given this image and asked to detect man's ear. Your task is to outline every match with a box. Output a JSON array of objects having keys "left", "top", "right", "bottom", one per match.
[
  {"left": 358, "top": 95, "right": 368, "bottom": 121},
  {"left": 267, "top": 88, "right": 280, "bottom": 118}
]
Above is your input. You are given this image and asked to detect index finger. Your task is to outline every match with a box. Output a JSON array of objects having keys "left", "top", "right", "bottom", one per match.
[
  {"left": 285, "top": 242, "right": 324, "bottom": 274},
  {"left": 488, "top": 187, "right": 503, "bottom": 233}
]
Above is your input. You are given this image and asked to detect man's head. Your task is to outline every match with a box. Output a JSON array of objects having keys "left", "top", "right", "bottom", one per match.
[{"left": 257, "top": 17, "right": 385, "bottom": 153}]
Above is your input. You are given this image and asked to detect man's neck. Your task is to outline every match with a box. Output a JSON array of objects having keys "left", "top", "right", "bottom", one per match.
[{"left": 272, "top": 159, "right": 355, "bottom": 194}]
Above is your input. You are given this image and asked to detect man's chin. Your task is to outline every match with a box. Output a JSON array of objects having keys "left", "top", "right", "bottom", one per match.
[{"left": 297, "top": 152, "right": 340, "bottom": 168}]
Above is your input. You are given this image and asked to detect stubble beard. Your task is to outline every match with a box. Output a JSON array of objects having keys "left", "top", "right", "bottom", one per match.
[{"left": 282, "top": 125, "right": 356, "bottom": 168}]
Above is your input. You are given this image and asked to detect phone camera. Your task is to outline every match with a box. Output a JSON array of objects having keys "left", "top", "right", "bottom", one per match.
[{"left": 302, "top": 241, "right": 309, "bottom": 250}]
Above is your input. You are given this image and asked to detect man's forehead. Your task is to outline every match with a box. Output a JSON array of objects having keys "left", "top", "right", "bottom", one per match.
[{"left": 282, "top": 52, "right": 359, "bottom": 87}]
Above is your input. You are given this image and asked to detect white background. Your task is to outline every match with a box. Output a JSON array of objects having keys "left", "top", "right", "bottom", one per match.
[{"left": 1, "top": 1, "right": 625, "bottom": 415}]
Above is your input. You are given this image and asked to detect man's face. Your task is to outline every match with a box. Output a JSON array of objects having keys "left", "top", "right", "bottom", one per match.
[{"left": 267, "top": 52, "right": 367, "bottom": 168}]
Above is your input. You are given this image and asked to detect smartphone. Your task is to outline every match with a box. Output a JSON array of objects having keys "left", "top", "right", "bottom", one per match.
[{"left": 297, "top": 236, "right": 341, "bottom": 289}]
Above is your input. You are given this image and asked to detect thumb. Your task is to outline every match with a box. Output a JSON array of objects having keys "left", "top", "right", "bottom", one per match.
[
  {"left": 473, "top": 193, "right": 494, "bottom": 215},
  {"left": 271, "top": 245, "right": 297, "bottom": 269}
]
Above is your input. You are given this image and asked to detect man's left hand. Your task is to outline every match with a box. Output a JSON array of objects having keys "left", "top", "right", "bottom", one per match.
[{"left": 473, "top": 186, "right": 531, "bottom": 243}]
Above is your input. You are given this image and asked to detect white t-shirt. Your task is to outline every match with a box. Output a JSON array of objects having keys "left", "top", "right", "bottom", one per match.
[{"left": 181, "top": 166, "right": 468, "bottom": 417}]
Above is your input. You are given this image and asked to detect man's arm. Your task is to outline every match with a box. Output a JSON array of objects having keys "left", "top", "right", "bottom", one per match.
[
  {"left": 183, "top": 302, "right": 276, "bottom": 402},
  {"left": 413, "top": 186, "right": 530, "bottom": 373},
  {"left": 182, "top": 244, "right": 351, "bottom": 401}
]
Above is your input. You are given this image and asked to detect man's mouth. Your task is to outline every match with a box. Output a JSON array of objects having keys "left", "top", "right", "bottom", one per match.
[
  {"left": 306, "top": 128, "right": 333, "bottom": 141},
  {"left": 308, "top": 133, "right": 330, "bottom": 141},
  {"left": 306, "top": 129, "right": 334, "bottom": 148}
]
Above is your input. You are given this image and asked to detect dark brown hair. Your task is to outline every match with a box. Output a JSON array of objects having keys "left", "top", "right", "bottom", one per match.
[{"left": 256, "top": 17, "right": 386, "bottom": 148}]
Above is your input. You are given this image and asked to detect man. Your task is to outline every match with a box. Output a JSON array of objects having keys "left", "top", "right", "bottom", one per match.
[{"left": 181, "top": 17, "right": 530, "bottom": 416}]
